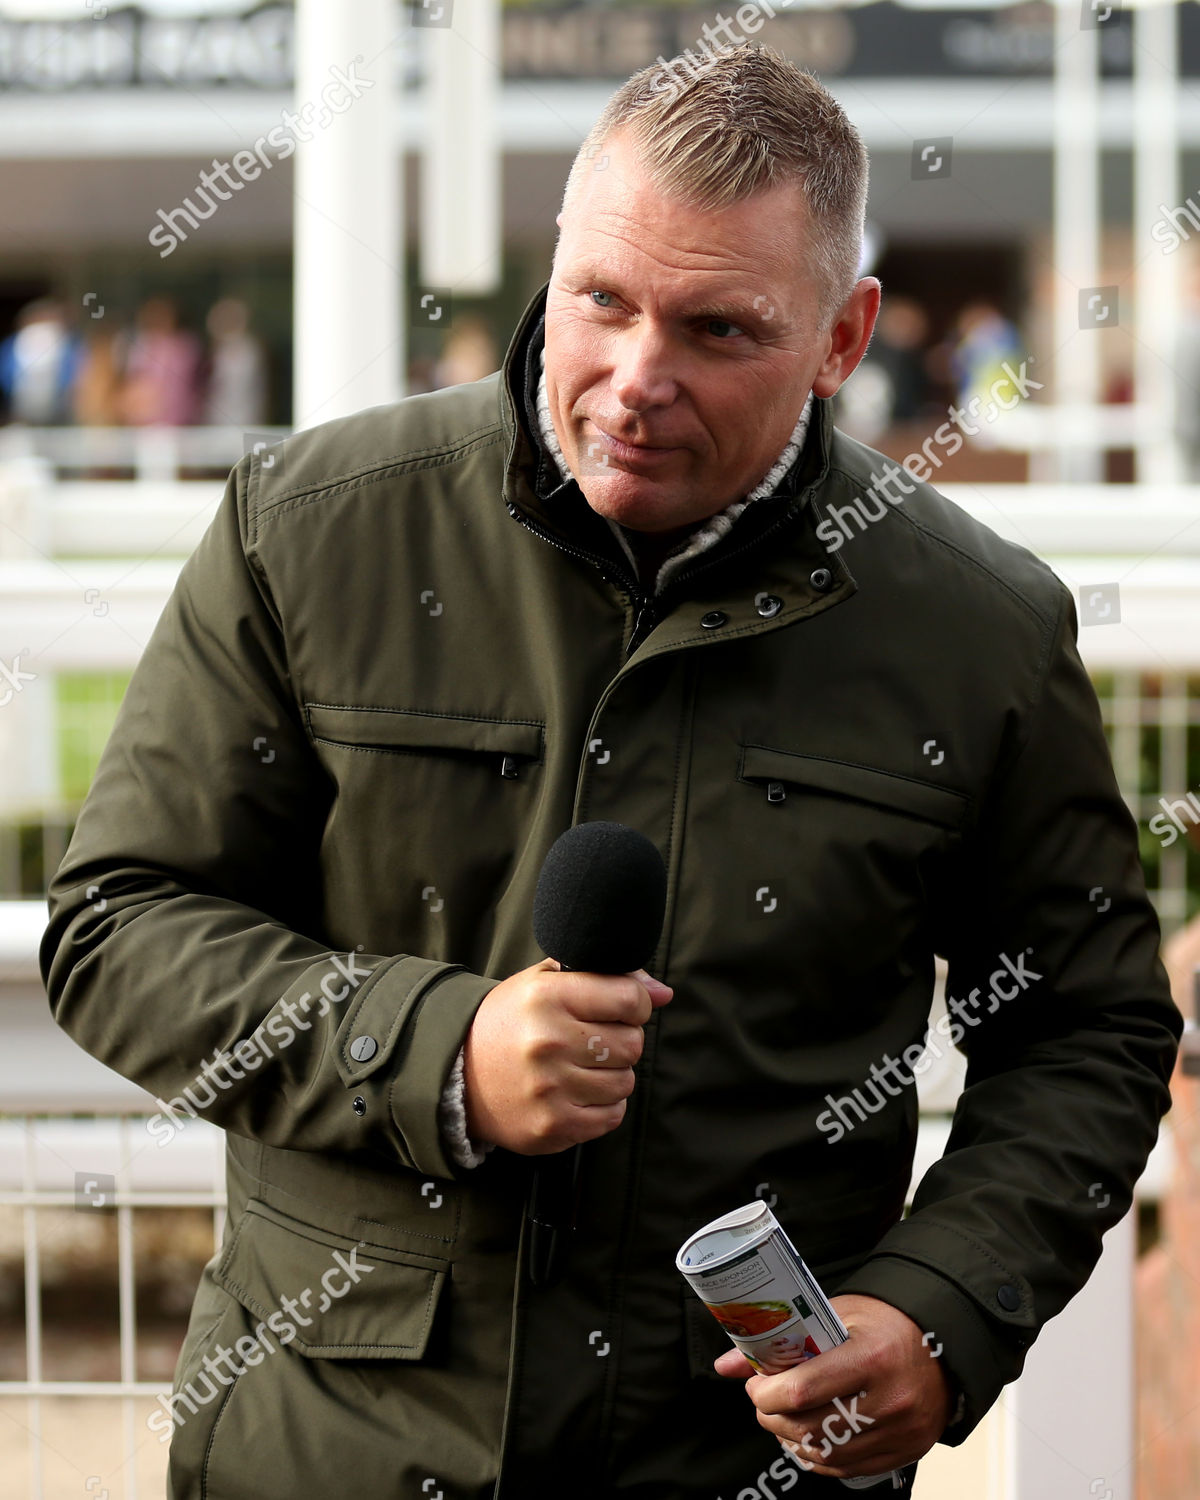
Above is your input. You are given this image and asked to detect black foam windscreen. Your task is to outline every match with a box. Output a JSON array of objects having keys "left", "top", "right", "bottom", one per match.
[{"left": 532, "top": 820, "right": 667, "bottom": 975}]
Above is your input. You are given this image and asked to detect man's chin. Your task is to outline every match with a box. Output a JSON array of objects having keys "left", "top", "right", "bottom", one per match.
[{"left": 574, "top": 470, "right": 682, "bottom": 529}]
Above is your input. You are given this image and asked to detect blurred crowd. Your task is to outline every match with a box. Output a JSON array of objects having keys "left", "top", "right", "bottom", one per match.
[
  {"left": 0, "top": 287, "right": 1039, "bottom": 450},
  {"left": 836, "top": 295, "right": 1033, "bottom": 443},
  {"left": 0, "top": 295, "right": 269, "bottom": 429},
  {"left": 0, "top": 295, "right": 504, "bottom": 431}
]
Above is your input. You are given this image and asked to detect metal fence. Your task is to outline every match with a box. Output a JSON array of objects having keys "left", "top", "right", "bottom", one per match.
[
  {"left": 0, "top": 1112, "right": 225, "bottom": 1499},
  {"left": 0, "top": 1112, "right": 227, "bottom": 1389}
]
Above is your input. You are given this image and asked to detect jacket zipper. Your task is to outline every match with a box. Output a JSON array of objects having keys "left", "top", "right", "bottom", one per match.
[
  {"left": 505, "top": 499, "right": 652, "bottom": 656},
  {"left": 505, "top": 494, "right": 814, "bottom": 659},
  {"left": 627, "top": 596, "right": 662, "bottom": 658}
]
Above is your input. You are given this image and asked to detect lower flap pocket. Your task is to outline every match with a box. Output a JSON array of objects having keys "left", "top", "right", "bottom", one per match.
[{"left": 214, "top": 1197, "right": 447, "bottom": 1359}]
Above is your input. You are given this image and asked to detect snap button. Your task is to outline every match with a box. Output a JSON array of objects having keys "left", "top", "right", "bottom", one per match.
[
  {"left": 809, "top": 568, "right": 833, "bottom": 592},
  {"left": 352, "top": 1096, "right": 367, "bottom": 1116},
  {"left": 700, "top": 610, "right": 728, "bottom": 629},
  {"left": 349, "top": 1035, "right": 378, "bottom": 1063},
  {"left": 996, "top": 1284, "right": 1021, "bottom": 1312},
  {"left": 756, "top": 594, "right": 783, "bottom": 618}
]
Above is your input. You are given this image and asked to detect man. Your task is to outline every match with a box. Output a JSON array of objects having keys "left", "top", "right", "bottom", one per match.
[{"left": 40, "top": 43, "right": 1180, "bottom": 1500}]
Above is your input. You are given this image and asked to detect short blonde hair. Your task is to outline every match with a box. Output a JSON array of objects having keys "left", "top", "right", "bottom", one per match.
[{"left": 560, "top": 42, "right": 868, "bottom": 326}]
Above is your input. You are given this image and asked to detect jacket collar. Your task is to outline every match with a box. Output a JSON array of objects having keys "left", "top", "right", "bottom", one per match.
[{"left": 498, "top": 279, "right": 836, "bottom": 594}]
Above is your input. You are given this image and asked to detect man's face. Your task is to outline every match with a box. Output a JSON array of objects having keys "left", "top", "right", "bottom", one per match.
[{"left": 543, "top": 128, "right": 878, "bottom": 537}]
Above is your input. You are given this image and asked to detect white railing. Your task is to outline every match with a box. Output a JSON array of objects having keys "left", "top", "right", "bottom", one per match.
[
  {"left": 0, "top": 903, "right": 225, "bottom": 1500},
  {"left": 0, "top": 1108, "right": 225, "bottom": 1500},
  {"left": 4, "top": 459, "right": 1199, "bottom": 920},
  {"left": 0, "top": 425, "right": 288, "bottom": 484},
  {"left": 3, "top": 457, "right": 1200, "bottom": 659}
]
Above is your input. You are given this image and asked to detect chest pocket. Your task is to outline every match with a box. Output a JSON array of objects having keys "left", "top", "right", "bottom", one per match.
[
  {"left": 724, "top": 744, "right": 969, "bottom": 1002},
  {"left": 306, "top": 703, "right": 543, "bottom": 770},
  {"left": 737, "top": 745, "right": 968, "bottom": 828},
  {"left": 303, "top": 703, "right": 545, "bottom": 967}
]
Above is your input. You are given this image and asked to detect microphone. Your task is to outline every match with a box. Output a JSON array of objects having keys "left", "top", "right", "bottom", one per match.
[{"left": 526, "top": 820, "right": 668, "bottom": 1288}]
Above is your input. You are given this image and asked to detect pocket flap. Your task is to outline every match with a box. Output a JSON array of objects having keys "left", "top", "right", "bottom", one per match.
[
  {"left": 305, "top": 703, "right": 543, "bottom": 759},
  {"left": 214, "top": 1198, "right": 446, "bottom": 1359},
  {"left": 738, "top": 745, "right": 968, "bottom": 829}
]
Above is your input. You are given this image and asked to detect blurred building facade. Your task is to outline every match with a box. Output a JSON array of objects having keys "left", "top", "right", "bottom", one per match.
[{"left": 0, "top": 0, "right": 1196, "bottom": 431}]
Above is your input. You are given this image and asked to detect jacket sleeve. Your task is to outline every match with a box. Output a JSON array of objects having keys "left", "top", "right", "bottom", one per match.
[
  {"left": 834, "top": 582, "right": 1182, "bottom": 1443},
  {"left": 38, "top": 457, "right": 499, "bottom": 1180}
]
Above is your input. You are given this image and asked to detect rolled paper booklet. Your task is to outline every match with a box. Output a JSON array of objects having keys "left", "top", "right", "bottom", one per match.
[{"left": 677, "top": 1200, "right": 906, "bottom": 1492}]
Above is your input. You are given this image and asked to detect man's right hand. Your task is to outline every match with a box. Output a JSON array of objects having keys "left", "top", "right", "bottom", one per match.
[{"left": 461, "top": 957, "right": 673, "bottom": 1155}]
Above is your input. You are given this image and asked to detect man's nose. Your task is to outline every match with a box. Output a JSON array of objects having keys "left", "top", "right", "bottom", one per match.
[{"left": 609, "top": 321, "right": 679, "bottom": 411}]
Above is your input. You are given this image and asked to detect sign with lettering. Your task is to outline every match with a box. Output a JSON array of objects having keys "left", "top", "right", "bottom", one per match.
[{"left": 0, "top": 1, "right": 1191, "bottom": 92}]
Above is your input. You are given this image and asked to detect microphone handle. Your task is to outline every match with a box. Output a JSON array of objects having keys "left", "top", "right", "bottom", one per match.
[
  {"left": 526, "top": 960, "right": 585, "bottom": 1288},
  {"left": 527, "top": 1144, "right": 583, "bottom": 1289}
]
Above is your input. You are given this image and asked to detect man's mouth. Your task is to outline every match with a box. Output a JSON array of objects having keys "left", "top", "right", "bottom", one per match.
[{"left": 588, "top": 422, "right": 681, "bottom": 469}]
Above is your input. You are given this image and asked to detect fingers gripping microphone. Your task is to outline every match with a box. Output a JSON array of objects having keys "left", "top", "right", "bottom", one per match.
[{"left": 526, "top": 821, "right": 668, "bottom": 1288}]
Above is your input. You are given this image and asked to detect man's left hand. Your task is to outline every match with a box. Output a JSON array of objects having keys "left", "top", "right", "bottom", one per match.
[{"left": 712, "top": 1294, "right": 952, "bottom": 1479}]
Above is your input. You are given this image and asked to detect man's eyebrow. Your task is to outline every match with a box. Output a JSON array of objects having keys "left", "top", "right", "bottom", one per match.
[{"left": 567, "top": 270, "right": 775, "bottom": 326}]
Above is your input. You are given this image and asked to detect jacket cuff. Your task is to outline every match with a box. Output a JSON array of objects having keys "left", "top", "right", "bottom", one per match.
[
  {"left": 438, "top": 1044, "right": 496, "bottom": 1169},
  {"left": 332, "top": 956, "right": 499, "bottom": 1178},
  {"left": 832, "top": 1252, "right": 1030, "bottom": 1445}
]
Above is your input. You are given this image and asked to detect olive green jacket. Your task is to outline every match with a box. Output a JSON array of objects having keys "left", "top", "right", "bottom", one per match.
[{"left": 40, "top": 282, "right": 1181, "bottom": 1499}]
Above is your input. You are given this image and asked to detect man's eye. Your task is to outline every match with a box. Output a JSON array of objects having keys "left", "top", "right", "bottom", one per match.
[
  {"left": 706, "top": 319, "right": 743, "bottom": 339},
  {"left": 589, "top": 290, "right": 614, "bottom": 308}
]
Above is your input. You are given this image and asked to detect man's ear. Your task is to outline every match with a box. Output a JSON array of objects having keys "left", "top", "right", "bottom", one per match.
[{"left": 811, "top": 278, "right": 882, "bottom": 400}]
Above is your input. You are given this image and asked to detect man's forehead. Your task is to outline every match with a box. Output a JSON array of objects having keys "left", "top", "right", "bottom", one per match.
[
  {"left": 555, "top": 163, "right": 810, "bottom": 305},
  {"left": 554, "top": 227, "right": 804, "bottom": 321}
]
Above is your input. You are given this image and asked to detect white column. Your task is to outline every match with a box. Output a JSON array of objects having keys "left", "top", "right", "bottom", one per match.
[
  {"left": 420, "top": 0, "right": 502, "bottom": 294},
  {"left": 1134, "top": 0, "right": 1182, "bottom": 484},
  {"left": 293, "top": 0, "right": 402, "bottom": 428},
  {"left": 1012, "top": 1210, "right": 1136, "bottom": 1500},
  {"left": 1052, "top": 0, "right": 1103, "bottom": 482}
]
